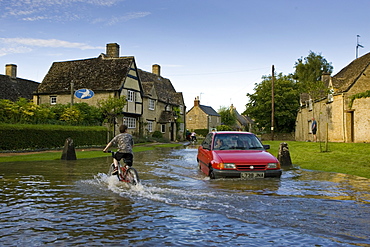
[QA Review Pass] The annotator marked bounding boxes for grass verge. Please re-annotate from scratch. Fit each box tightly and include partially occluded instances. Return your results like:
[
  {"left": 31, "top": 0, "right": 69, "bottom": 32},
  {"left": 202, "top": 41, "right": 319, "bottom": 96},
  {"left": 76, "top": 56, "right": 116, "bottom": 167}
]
[
  {"left": 264, "top": 141, "right": 370, "bottom": 179},
  {"left": 0, "top": 143, "right": 184, "bottom": 163}
]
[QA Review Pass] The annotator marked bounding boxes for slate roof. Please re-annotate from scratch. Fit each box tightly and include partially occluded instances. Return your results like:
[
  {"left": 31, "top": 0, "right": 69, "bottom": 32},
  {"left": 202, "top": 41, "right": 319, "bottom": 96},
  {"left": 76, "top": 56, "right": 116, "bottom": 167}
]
[
  {"left": 138, "top": 69, "right": 183, "bottom": 106},
  {"left": 332, "top": 52, "right": 370, "bottom": 93},
  {"left": 0, "top": 75, "right": 39, "bottom": 101},
  {"left": 36, "top": 55, "right": 135, "bottom": 94},
  {"left": 199, "top": 105, "right": 220, "bottom": 116}
]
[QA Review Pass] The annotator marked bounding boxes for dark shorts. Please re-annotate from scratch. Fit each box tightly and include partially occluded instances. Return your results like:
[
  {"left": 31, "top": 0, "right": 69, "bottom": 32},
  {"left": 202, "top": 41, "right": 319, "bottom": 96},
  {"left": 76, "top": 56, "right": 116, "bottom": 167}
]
[
  {"left": 114, "top": 152, "right": 133, "bottom": 166},
  {"left": 312, "top": 128, "right": 317, "bottom": 134}
]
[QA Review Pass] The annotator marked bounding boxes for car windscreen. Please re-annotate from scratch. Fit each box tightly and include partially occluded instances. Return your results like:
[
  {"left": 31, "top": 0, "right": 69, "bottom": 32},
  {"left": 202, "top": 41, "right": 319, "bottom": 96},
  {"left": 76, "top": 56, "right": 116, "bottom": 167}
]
[{"left": 213, "top": 133, "right": 264, "bottom": 150}]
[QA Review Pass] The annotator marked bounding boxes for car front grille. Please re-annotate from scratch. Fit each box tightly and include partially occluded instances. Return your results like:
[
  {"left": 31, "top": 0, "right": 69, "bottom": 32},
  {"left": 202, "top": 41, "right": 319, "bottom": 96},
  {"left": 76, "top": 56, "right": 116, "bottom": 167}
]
[{"left": 236, "top": 164, "right": 266, "bottom": 171}]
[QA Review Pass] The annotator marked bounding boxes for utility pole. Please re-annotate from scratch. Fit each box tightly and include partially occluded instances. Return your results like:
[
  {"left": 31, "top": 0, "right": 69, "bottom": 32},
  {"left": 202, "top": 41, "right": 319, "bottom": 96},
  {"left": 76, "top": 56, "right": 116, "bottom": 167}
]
[
  {"left": 70, "top": 81, "right": 74, "bottom": 108},
  {"left": 271, "top": 65, "right": 275, "bottom": 141}
]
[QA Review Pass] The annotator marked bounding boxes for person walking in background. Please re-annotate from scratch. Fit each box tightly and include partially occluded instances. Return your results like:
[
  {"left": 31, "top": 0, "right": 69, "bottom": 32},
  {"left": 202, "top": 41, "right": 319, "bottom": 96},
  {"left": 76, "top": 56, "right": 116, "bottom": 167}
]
[{"left": 312, "top": 118, "right": 317, "bottom": 142}]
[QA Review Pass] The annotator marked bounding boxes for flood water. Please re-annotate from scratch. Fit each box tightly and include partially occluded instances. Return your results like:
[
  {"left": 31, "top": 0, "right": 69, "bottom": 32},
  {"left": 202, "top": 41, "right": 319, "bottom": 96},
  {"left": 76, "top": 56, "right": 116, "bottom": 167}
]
[{"left": 1, "top": 145, "right": 370, "bottom": 246}]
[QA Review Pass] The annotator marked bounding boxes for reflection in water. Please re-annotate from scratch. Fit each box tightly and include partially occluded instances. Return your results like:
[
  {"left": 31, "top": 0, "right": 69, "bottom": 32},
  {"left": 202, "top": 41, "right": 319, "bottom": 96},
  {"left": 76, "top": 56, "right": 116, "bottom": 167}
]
[{"left": 0, "top": 146, "right": 369, "bottom": 246}]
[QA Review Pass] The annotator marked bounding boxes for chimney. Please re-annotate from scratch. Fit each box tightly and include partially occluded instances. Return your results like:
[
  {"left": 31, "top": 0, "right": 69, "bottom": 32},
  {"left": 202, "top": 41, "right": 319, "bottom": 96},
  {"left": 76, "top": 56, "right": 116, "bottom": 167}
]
[
  {"left": 152, "top": 64, "right": 161, "bottom": 76},
  {"left": 321, "top": 72, "right": 331, "bottom": 85},
  {"left": 194, "top": 96, "right": 200, "bottom": 107},
  {"left": 106, "top": 43, "right": 120, "bottom": 58},
  {"left": 5, "top": 64, "right": 17, "bottom": 78}
]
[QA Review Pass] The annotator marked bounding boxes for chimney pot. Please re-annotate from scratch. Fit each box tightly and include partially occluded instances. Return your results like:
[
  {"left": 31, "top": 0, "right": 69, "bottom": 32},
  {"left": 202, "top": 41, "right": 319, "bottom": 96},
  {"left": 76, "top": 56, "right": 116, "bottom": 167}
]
[{"left": 5, "top": 64, "right": 17, "bottom": 78}]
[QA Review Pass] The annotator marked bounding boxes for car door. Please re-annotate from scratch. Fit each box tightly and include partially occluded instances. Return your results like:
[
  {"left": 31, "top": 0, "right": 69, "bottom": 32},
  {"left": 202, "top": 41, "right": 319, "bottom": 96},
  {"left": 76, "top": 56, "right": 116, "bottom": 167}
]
[{"left": 197, "top": 133, "right": 213, "bottom": 172}]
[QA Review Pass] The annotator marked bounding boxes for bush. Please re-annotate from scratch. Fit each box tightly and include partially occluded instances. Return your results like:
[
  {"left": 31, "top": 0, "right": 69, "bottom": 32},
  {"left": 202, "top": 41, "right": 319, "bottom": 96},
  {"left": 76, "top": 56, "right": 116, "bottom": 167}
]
[
  {"left": 0, "top": 124, "right": 108, "bottom": 151},
  {"left": 152, "top": 131, "right": 163, "bottom": 138},
  {"left": 216, "top": 125, "right": 233, "bottom": 131},
  {"left": 194, "top": 129, "right": 209, "bottom": 137}
]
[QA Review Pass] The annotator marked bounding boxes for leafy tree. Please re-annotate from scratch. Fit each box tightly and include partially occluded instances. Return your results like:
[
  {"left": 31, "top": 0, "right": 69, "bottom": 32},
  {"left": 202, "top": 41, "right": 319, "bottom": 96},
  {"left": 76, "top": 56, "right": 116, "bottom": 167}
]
[
  {"left": 216, "top": 125, "right": 233, "bottom": 131},
  {"left": 97, "top": 96, "right": 127, "bottom": 134},
  {"left": 73, "top": 102, "right": 103, "bottom": 125},
  {"left": 294, "top": 51, "right": 333, "bottom": 98},
  {"left": 244, "top": 73, "right": 299, "bottom": 133},
  {"left": 60, "top": 107, "right": 83, "bottom": 124},
  {"left": 218, "top": 106, "right": 237, "bottom": 127}
]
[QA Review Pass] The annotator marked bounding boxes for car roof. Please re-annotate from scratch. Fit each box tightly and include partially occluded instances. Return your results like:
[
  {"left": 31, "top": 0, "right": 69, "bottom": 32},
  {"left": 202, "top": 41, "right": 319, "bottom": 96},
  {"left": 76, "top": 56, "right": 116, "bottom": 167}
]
[{"left": 213, "top": 131, "right": 253, "bottom": 135}]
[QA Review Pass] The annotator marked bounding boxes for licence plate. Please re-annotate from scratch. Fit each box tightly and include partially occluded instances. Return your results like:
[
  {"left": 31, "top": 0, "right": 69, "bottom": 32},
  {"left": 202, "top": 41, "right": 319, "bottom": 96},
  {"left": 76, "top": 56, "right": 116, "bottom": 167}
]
[{"left": 241, "top": 172, "right": 265, "bottom": 179}]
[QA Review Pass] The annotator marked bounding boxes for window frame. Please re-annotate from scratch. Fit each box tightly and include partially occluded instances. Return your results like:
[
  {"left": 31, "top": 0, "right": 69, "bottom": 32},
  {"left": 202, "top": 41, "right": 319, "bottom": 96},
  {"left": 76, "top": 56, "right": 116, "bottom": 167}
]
[
  {"left": 50, "top": 96, "right": 57, "bottom": 105},
  {"left": 127, "top": 90, "right": 135, "bottom": 102},
  {"left": 149, "top": 99, "right": 155, "bottom": 110},
  {"left": 147, "top": 121, "right": 153, "bottom": 132},
  {"left": 161, "top": 124, "right": 166, "bottom": 133},
  {"left": 124, "top": 117, "right": 136, "bottom": 129}
]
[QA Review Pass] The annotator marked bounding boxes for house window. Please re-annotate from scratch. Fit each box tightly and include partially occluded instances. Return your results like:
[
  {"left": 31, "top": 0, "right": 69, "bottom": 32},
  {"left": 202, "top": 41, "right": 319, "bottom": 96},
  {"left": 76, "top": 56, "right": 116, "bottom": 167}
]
[
  {"left": 124, "top": 117, "right": 136, "bottom": 129},
  {"left": 179, "top": 105, "right": 184, "bottom": 114},
  {"left": 161, "top": 124, "right": 166, "bottom": 133},
  {"left": 128, "top": 90, "right": 135, "bottom": 102},
  {"left": 149, "top": 99, "right": 155, "bottom": 110},
  {"left": 165, "top": 104, "right": 171, "bottom": 111},
  {"left": 50, "top": 96, "right": 57, "bottom": 105},
  {"left": 147, "top": 121, "right": 153, "bottom": 132}
]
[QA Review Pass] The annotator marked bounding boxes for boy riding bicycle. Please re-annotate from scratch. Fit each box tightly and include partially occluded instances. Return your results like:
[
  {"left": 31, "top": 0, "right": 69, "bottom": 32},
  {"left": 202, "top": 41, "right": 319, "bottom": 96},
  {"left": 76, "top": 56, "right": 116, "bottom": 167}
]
[{"left": 103, "top": 124, "right": 133, "bottom": 175}]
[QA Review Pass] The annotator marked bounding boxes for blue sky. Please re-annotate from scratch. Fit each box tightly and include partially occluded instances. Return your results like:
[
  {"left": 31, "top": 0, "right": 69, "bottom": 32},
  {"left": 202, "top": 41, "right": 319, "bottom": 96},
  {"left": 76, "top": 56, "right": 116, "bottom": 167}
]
[{"left": 0, "top": 0, "right": 369, "bottom": 112}]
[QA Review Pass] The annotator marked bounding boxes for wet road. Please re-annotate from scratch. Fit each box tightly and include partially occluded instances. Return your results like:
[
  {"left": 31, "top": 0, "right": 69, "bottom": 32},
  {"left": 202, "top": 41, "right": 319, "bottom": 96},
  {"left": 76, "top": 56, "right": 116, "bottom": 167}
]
[{"left": 1, "top": 145, "right": 370, "bottom": 246}]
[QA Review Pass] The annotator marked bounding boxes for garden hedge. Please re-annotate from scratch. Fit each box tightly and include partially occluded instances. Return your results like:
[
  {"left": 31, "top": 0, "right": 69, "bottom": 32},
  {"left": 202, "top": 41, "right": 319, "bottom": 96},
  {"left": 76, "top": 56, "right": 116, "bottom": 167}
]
[{"left": 0, "top": 124, "right": 108, "bottom": 151}]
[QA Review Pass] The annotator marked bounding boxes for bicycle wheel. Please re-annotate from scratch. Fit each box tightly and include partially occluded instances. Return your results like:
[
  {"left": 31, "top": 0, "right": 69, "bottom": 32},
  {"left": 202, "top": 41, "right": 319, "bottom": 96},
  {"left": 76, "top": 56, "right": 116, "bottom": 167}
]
[
  {"left": 124, "top": 168, "right": 140, "bottom": 185},
  {"left": 117, "top": 166, "right": 126, "bottom": 181}
]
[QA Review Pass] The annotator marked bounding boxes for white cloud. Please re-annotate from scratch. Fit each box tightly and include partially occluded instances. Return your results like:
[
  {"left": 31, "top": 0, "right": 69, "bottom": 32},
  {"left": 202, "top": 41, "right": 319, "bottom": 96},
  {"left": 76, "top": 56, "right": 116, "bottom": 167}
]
[
  {"left": 1, "top": 0, "right": 125, "bottom": 21},
  {"left": 0, "top": 38, "right": 104, "bottom": 50},
  {"left": 0, "top": 38, "right": 104, "bottom": 56},
  {"left": 0, "top": 46, "right": 33, "bottom": 57},
  {"left": 107, "top": 12, "right": 151, "bottom": 25}
]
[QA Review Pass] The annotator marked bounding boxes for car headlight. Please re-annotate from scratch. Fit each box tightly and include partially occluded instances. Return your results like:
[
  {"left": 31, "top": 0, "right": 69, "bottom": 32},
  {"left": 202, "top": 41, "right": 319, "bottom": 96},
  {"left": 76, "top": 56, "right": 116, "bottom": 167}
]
[
  {"left": 223, "top": 163, "right": 236, "bottom": 169},
  {"left": 267, "top": 163, "right": 278, "bottom": 168}
]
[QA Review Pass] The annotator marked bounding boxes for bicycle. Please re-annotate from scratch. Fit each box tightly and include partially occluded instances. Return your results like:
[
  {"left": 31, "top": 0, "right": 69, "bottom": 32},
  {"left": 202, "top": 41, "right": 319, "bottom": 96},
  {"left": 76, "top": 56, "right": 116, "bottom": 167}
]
[{"left": 105, "top": 151, "right": 140, "bottom": 185}]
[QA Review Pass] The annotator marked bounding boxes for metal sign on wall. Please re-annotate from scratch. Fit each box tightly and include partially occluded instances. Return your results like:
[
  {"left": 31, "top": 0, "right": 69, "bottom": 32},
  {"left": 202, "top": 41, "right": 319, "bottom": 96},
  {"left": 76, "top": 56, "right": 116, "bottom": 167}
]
[{"left": 74, "top": 89, "right": 94, "bottom": 99}]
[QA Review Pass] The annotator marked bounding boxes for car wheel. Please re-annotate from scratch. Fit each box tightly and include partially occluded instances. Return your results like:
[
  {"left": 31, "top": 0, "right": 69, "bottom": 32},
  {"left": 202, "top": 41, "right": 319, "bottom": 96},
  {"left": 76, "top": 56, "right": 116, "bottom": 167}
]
[{"left": 209, "top": 168, "right": 216, "bottom": 179}]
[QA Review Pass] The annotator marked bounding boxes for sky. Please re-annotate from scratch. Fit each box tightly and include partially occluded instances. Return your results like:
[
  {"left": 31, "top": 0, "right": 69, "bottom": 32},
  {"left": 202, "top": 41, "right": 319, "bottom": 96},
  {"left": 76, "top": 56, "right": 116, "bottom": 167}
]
[{"left": 0, "top": 0, "right": 369, "bottom": 113}]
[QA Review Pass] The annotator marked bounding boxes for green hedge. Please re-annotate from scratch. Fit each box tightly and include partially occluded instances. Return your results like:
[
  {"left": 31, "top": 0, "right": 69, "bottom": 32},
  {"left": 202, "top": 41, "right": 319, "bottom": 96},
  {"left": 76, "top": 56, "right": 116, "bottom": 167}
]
[
  {"left": 194, "top": 129, "right": 209, "bottom": 137},
  {"left": 0, "top": 124, "right": 108, "bottom": 151}
]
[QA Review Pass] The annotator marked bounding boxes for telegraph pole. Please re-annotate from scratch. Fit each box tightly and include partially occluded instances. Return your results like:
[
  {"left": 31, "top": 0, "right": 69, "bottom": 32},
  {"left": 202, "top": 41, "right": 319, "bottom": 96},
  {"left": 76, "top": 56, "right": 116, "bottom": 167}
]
[{"left": 271, "top": 65, "right": 275, "bottom": 141}]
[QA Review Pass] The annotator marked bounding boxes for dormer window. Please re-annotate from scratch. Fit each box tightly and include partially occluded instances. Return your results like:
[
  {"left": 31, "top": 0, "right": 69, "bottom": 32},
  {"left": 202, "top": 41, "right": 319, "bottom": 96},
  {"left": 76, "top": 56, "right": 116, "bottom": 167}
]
[{"left": 128, "top": 90, "right": 135, "bottom": 102}]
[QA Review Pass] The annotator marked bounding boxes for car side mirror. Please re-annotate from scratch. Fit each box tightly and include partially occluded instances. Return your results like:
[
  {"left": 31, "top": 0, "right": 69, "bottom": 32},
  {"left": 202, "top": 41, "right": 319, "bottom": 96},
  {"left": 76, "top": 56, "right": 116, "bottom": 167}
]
[{"left": 263, "top": 145, "right": 270, "bottom": 150}]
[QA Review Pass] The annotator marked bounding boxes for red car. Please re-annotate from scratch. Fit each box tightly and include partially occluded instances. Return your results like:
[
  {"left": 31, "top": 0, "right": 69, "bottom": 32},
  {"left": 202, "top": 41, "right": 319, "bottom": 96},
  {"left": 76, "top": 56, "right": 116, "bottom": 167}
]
[{"left": 197, "top": 131, "right": 282, "bottom": 179}]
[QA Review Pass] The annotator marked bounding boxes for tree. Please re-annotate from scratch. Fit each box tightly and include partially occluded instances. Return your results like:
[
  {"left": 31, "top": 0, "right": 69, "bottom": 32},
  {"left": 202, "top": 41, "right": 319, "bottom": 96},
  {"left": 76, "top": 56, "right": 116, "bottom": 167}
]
[
  {"left": 218, "top": 106, "right": 237, "bottom": 127},
  {"left": 294, "top": 51, "right": 333, "bottom": 98},
  {"left": 244, "top": 73, "right": 299, "bottom": 133},
  {"left": 97, "top": 96, "right": 127, "bottom": 137}
]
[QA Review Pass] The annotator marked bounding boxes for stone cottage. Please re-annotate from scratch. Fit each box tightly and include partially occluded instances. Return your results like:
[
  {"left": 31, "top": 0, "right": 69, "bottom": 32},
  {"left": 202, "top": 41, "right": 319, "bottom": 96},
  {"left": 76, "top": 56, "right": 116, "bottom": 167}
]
[
  {"left": 186, "top": 96, "right": 221, "bottom": 131},
  {"left": 0, "top": 64, "right": 39, "bottom": 101},
  {"left": 34, "top": 43, "right": 143, "bottom": 135},
  {"left": 139, "top": 65, "right": 185, "bottom": 141},
  {"left": 34, "top": 43, "right": 185, "bottom": 140},
  {"left": 295, "top": 52, "right": 370, "bottom": 143}
]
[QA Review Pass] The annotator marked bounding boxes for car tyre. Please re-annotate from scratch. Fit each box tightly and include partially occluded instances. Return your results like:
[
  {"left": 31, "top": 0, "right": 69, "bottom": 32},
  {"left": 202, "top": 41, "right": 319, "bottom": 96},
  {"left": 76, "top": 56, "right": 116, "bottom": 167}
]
[{"left": 209, "top": 167, "right": 216, "bottom": 179}]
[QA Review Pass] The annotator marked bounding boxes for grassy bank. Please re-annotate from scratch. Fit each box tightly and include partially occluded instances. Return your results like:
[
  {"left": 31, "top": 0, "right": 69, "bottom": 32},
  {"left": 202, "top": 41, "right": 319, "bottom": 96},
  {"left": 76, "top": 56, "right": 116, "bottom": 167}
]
[
  {"left": 0, "top": 143, "right": 183, "bottom": 163},
  {"left": 264, "top": 141, "right": 370, "bottom": 179}
]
